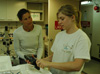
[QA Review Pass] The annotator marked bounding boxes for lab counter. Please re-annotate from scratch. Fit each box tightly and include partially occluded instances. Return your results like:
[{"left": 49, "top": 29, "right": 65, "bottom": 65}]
[
  {"left": 0, "top": 56, "right": 52, "bottom": 74},
  {"left": 0, "top": 64, "right": 52, "bottom": 74}
]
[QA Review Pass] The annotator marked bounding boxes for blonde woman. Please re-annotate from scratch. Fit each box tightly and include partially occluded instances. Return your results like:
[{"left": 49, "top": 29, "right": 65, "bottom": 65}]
[{"left": 36, "top": 5, "right": 91, "bottom": 74}]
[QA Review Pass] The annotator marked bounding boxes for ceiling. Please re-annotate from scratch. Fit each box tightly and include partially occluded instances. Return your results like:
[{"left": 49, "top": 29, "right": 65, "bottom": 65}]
[
  {"left": 17, "top": 0, "right": 48, "bottom": 2},
  {"left": 8, "top": 0, "right": 100, "bottom": 3}
]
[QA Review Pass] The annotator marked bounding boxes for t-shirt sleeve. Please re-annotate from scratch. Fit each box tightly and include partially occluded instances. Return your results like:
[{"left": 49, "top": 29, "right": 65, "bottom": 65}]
[{"left": 73, "top": 38, "right": 91, "bottom": 61}]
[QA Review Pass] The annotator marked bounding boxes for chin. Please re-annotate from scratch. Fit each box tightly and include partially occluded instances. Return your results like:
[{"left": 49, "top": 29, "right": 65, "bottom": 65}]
[{"left": 62, "top": 27, "right": 65, "bottom": 30}]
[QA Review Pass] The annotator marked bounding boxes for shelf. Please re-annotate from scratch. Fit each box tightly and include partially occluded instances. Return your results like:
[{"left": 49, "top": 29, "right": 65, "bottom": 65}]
[
  {"left": 27, "top": 2, "right": 44, "bottom": 22},
  {"left": 29, "top": 10, "right": 43, "bottom": 13}
]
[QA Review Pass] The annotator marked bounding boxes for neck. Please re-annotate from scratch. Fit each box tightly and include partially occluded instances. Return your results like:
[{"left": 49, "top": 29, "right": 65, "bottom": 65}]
[
  {"left": 66, "top": 24, "right": 79, "bottom": 34},
  {"left": 23, "top": 24, "right": 34, "bottom": 32}
]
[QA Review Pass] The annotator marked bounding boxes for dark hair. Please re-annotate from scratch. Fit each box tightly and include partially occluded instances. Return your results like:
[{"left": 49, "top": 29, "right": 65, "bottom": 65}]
[
  {"left": 17, "top": 8, "right": 30, "bottom": 21},
  {"left": 57, "top": 5, "right": 82, "bottom": 29}
]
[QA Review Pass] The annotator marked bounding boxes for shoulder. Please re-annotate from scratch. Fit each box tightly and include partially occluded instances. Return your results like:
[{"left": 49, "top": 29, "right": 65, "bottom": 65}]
[
  {"left": 55, "top": 31, "right": 65, "bottom": 38},
  {"left": 13, "top": 26, "right": 22, "bottom": 35},
  {"left": 78, "top": 29, "right": 89, "bottom": 40},
  {"left": 77, "top": 29, "right": 91, "bottom": 44},
  {"left": 57, "top": 31, "right": 65, "bottom": 36},
  {"left": 34, "top": 24, "right": 42, "bottom": 29}
]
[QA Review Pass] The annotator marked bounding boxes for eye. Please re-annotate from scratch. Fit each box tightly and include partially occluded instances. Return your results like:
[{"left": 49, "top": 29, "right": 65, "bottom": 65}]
[
  {"left": 59, "top": 17, "right": 64, "bottom": 21},
  {"left": 24, "top": 18, "right": 27, "bottom": 20},
  {"left": 61, "top": 17, "right": 64, "bottom": 21}
]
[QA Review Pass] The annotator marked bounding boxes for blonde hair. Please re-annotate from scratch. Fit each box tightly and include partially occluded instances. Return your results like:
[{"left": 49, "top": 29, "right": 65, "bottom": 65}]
[{"left": 57, "top": 5, "right": 82, "bottom": 29}]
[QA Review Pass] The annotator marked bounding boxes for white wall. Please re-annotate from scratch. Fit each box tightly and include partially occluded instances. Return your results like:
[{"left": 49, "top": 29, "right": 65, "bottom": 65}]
[
  {"left": 81, "top": 4, "right": 100, "bottom": 59},
  {"left": 81, "top": 5, "right": 93, "bottom": 41}
]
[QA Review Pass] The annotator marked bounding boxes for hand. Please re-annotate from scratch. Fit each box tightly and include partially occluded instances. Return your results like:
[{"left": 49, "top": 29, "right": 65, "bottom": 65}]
[
  {"left": 24, "top": 54, "right": 36, "bottom": 64},
  {"left": 36, "top": 59, "right": 50, "bottom": 68},
  {"left": 25, "top": 60, "right": 31, "bottom": 64}
]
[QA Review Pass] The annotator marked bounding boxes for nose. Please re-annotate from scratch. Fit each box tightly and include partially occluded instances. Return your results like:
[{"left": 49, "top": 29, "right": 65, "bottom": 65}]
[
  {"left": 27, "top": 18, "right": 32, "bottom": 22},
  {"left": 58, "top": 20, "right": 62, "bottom": 25}
]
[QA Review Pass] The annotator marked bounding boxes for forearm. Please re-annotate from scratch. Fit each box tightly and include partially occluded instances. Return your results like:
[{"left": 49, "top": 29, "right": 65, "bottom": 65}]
[
  {"left": 37, "top": 48, "right": 43, "bottom": 59},
  {"left": 48, "top": 59, "right": 85, "bottom": 71},
  {"left": 37, "top": 27, "right": 44, "bottom": 59}
]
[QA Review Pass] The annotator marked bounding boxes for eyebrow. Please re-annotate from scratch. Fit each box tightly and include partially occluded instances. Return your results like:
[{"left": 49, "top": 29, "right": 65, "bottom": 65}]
[{"left": 58, "top": 16, "right": 64, "bottom": 19}]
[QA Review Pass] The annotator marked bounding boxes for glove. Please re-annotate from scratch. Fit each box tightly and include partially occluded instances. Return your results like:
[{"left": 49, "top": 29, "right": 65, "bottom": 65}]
[{"left": 24, "top": 55, "right": 40, "bottom": 70}]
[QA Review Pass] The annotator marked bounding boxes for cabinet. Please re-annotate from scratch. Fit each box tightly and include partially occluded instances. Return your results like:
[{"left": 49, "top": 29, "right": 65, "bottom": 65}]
[
  {"left": 0, "top": 0, "right": 7, "bottom": 21},
  {"left": 0, "top": 0, "right": 27, "bottom": 21},
  {"left": 27, "top": 2, "right": 44, "bottom": 22},
  {"left": 0, "top": 1, "right": 44, "bottom": 22}
]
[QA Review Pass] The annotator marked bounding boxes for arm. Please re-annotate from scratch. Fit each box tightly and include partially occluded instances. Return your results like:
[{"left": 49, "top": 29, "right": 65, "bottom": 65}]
[
  {"left": 38, "top": 38, "right": 90, "bottom": 71},
  {"left": 37, "top": 26, "right": 44, "bottom": 59},
  {"left": 37, "top": 58, "right": 85, "bottom": 71},
  {"left": 48, "top": 59, "right": 85, "bottom": 71},
  {"left": 13, "top": 32, "right": 25, "bottom": 60}
]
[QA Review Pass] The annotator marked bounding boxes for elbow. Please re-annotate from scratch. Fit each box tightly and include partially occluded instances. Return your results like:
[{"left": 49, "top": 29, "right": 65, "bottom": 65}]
[
  {"left": 73, "top": 66, "right": 82, "bottom": 71},
  {"left": 74, "top": 68, "right": 81, "bottom": 71},
  {"left": 65, "top": 66, "right": 81, "bottom": 72}
]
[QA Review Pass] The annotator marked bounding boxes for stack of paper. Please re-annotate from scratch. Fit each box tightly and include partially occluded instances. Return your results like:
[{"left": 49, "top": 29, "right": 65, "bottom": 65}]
[{"left": 0, "top": 56, "right": 12, "bottom": 71}]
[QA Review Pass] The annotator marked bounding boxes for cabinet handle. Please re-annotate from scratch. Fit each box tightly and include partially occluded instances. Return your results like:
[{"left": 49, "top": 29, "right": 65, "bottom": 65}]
[{"left": 97, "top": 44, "right": 100, "bottom": 54}]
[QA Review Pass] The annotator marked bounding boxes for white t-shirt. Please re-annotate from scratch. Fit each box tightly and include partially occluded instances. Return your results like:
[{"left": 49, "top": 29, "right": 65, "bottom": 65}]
[
  {"left": 13, "top": 24, "right": 43, "bottom": 59},
  {"left": 50, "top": 29, "right": 91, "bottom": 74}
]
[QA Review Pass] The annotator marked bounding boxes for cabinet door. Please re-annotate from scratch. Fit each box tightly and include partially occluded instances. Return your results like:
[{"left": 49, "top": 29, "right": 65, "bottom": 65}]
[
  {"left": 0, "top": 0, "right": 7, "bottom": 21},
  {"left": 7, "top": 1, "right": 27, "bottom": 21}
]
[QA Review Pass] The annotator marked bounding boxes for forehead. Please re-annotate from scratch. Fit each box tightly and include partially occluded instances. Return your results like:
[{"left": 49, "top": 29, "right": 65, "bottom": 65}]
[
  {"left": 58, "top": 12, "right": 66, "bottom": 18},
  {"left": 22, "top": 12, "right": 30, "bottom": 18}
]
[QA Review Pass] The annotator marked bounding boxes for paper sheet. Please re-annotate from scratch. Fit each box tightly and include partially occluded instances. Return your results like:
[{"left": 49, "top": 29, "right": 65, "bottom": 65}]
[{"left": 0, "top": 56, "right": 12, "bottom": 71}]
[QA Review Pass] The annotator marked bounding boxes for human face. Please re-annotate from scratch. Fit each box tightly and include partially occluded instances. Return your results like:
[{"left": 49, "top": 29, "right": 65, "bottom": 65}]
[
  {"left": 20, "top": 12, "right": 33, "bottom": 27},
  {"left": 58, "top": 12, "right": 74, "bottom": 30}
]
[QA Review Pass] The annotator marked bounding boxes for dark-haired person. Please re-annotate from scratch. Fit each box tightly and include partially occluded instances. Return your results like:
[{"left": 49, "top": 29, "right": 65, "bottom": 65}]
[
  {"left": 13, "top": 8, "right": 43, "bottom": 64},
  {"left": 36, "top": 5, "right": 91, "bottom": 74}
]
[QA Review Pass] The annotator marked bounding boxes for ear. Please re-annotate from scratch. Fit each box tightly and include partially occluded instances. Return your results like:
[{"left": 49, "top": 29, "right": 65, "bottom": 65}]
[
  {"left": 20, "top": 20, "right": 23, "bottom": 23},
  {"left": 71, "top": 15, "right": 75, "bottom": 21}
]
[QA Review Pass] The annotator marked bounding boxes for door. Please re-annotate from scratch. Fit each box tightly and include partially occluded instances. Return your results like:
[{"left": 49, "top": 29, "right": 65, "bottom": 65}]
[
  {"left": 92, "top": 8, "right": 100, "bottom": 59},
  {"left": 80, "top": 5, "right": 93, "bottom": 56},
  {"left": 48, "top": 0, "right": 80, "bottom": 55},
  {"left": 81, "top": 5, "right": 93, "bottom": 41}
]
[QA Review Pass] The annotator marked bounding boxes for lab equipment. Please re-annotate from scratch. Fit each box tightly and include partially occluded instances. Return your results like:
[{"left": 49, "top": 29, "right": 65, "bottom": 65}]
[
  {"left": 2, "top": 26, "right": 12, "bottom": 55},
  {"left": 24, "top": 55, "right": 40, "bottom": 70}
]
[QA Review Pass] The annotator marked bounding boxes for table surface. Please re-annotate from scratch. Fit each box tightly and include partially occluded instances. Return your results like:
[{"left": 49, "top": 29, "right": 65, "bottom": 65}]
[{"left": 11, "top": 64, "right": 52, "bottom": 74}]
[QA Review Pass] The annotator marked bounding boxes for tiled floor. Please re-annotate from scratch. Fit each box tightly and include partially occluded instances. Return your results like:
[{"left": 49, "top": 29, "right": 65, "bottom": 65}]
[{"left": 82, "top": 59, "right": 100, "bottom": 74}]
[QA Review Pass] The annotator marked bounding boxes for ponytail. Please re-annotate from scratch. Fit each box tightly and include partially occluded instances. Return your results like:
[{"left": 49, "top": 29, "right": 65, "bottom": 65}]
[{"left": 77, "top": 11, "right": 82, "bottom": 29}]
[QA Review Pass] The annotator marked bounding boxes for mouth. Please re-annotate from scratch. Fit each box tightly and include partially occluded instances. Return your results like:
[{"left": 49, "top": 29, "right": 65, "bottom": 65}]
[
  {"left": 61, "top": 25, "right": 64, "bottom": 27},
  {"left": 28, "top": 22, "right": 32, "bottom": 25}
]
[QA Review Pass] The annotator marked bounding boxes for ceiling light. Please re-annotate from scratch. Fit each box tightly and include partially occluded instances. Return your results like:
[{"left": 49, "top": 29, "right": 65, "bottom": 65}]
[{"left": 81, "top": 1, "right": 91, "bottom": 5}]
